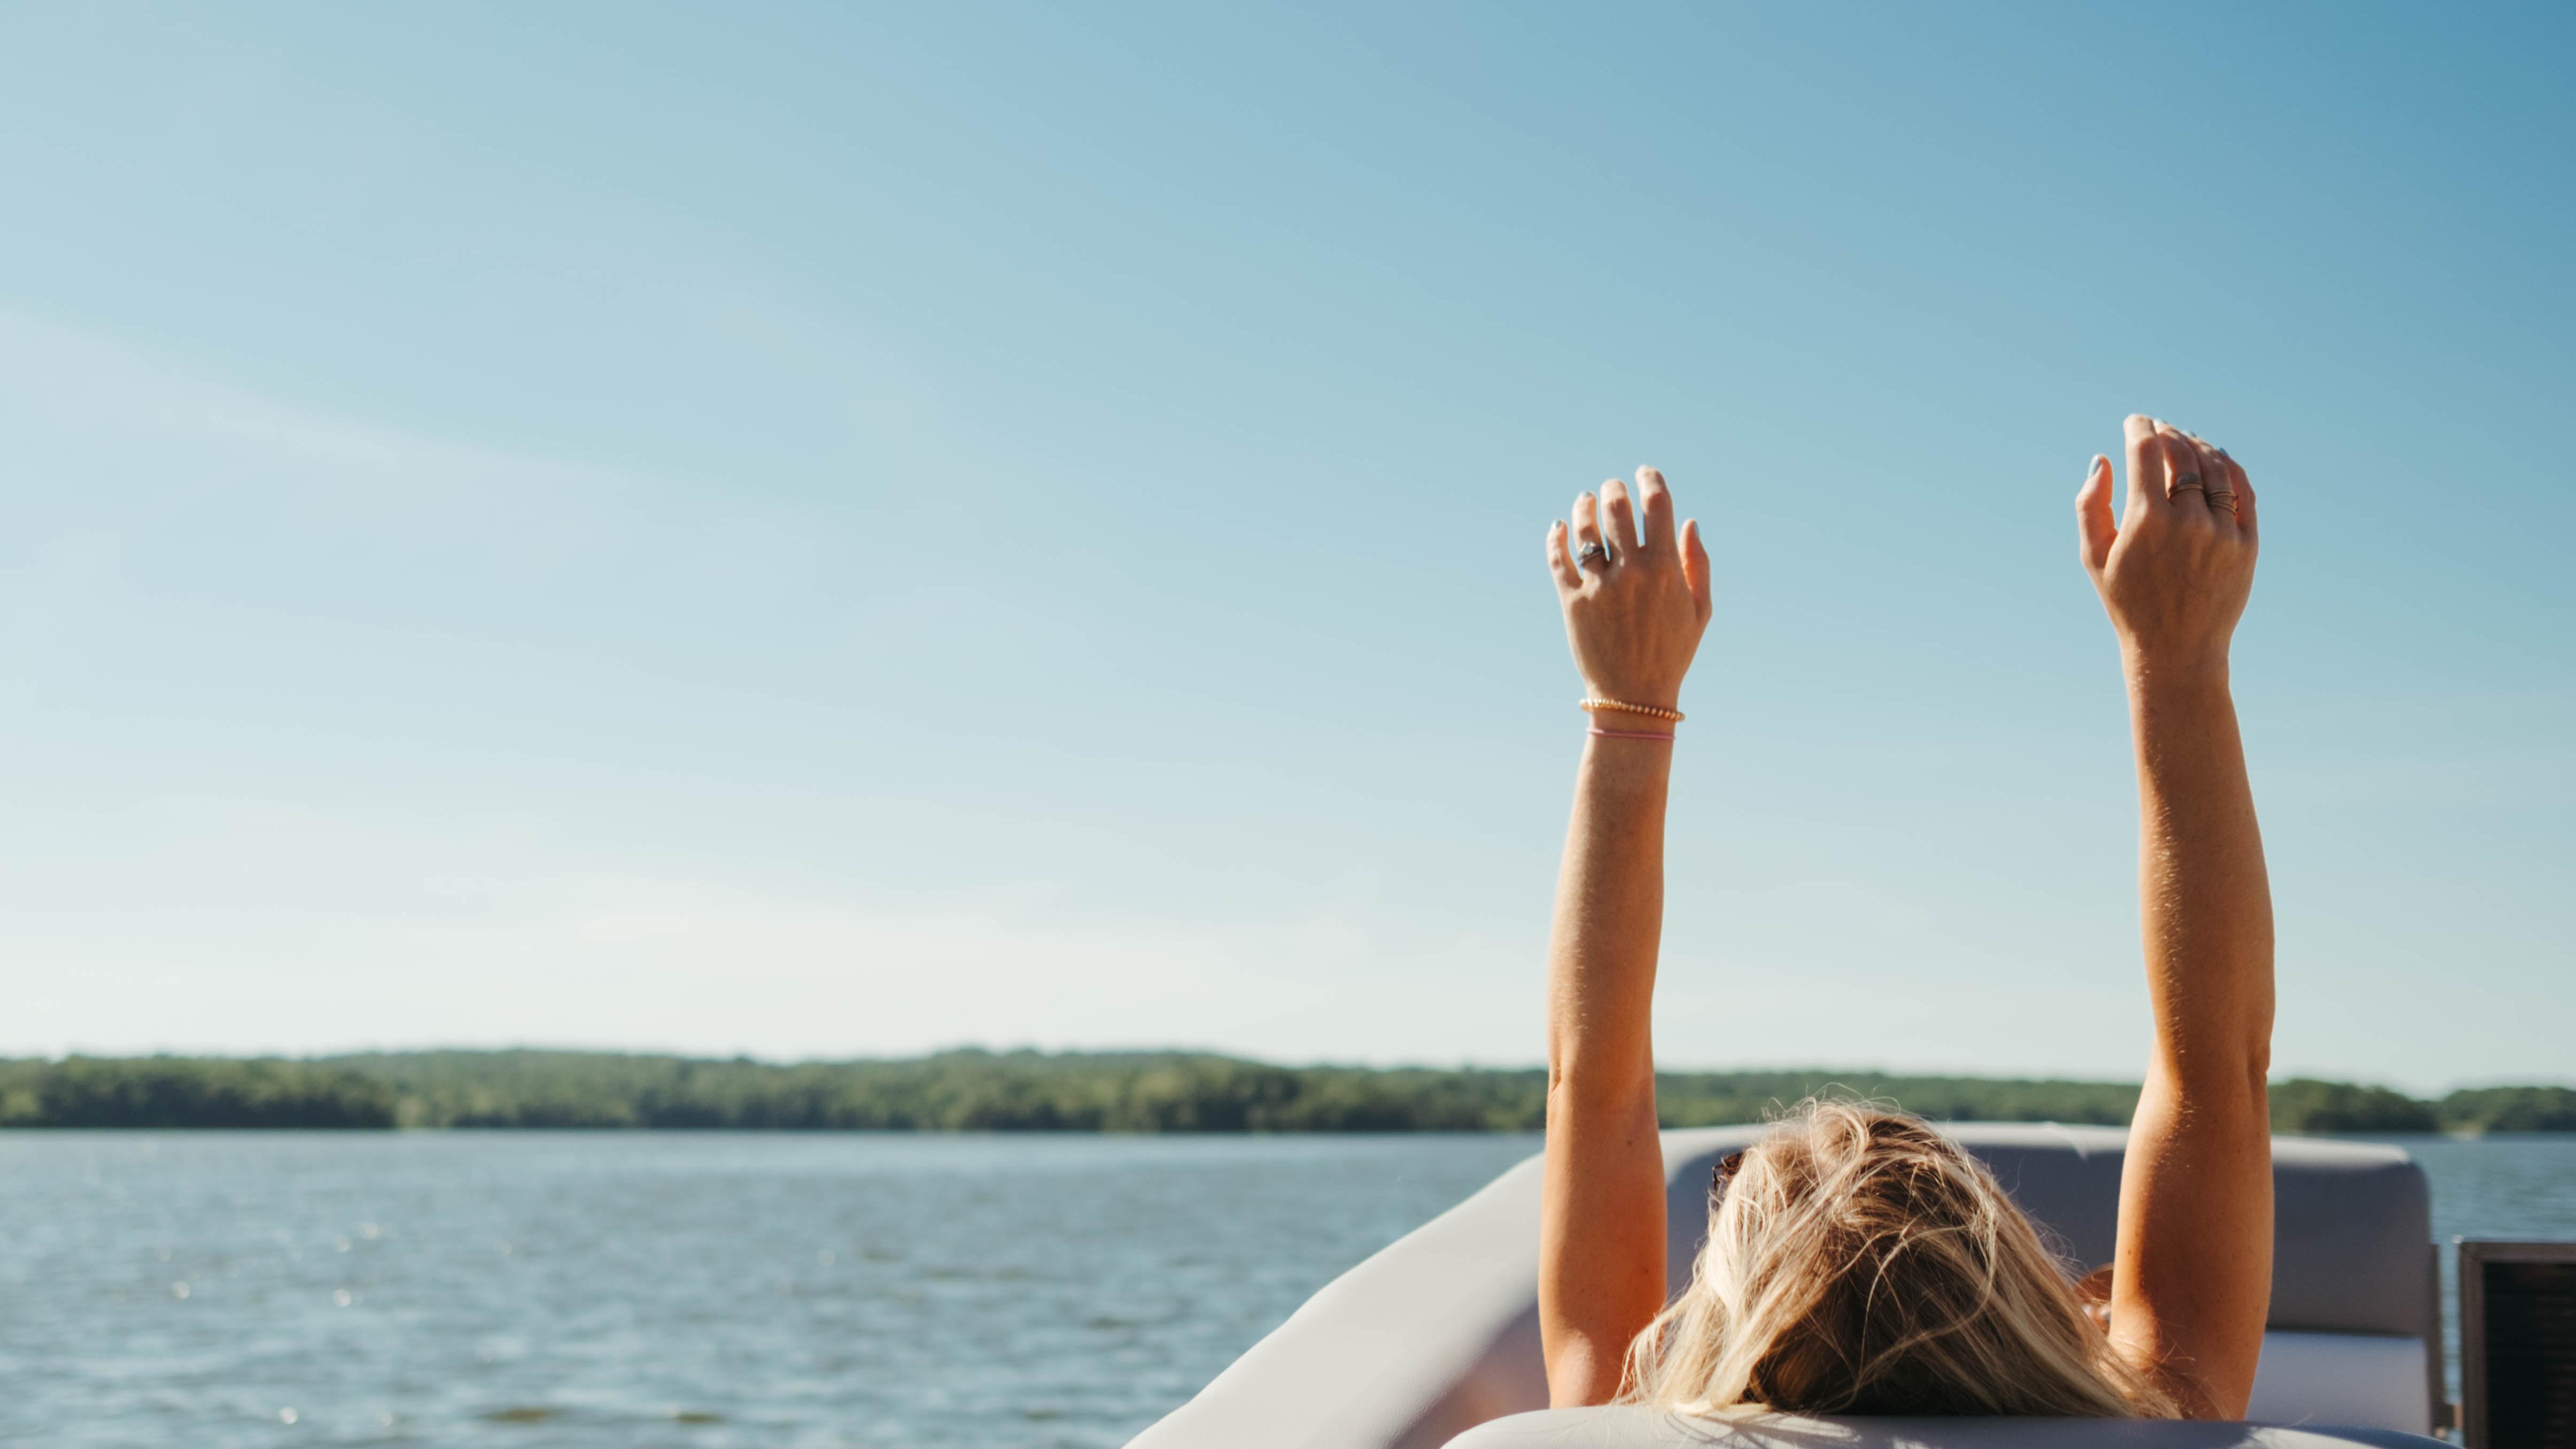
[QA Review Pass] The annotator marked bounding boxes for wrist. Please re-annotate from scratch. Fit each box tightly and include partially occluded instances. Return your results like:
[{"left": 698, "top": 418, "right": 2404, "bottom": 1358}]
[
  {"left": 1580, "top": 686, "right": 1683, "bottom": 715},
  {"left": 2121, "top": 647, "right": 2231, "bottom": 699},
  {"left": 1580, "top": 722, "right": 1678, "bottom": 782},
  {"left": 1586, "top": 724, "right": 1679, "bottom": 748}
]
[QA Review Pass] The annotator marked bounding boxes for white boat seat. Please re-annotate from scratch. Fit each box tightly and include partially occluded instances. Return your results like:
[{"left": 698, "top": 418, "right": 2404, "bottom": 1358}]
[
  {"left": 1446, "top": 1409, "right": 2445, "bottom": 1449},
  {"left": 2241, "top": 1331, "right": 2427, "bottom": 1432},
  {"left": 1126, "top": 1127, "right": 2441, "bottom": 1449}
]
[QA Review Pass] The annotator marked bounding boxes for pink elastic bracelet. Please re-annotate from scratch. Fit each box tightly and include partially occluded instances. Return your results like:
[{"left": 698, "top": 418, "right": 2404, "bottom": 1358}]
[{"left": 1588, "top": 727, "right": 1676, "bottom": 742}]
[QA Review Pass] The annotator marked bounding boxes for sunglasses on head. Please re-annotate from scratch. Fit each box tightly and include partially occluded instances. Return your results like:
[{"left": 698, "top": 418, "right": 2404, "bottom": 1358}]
[{"left": 1710, "top": 1149, "right": 1748, "bottom": 1203}]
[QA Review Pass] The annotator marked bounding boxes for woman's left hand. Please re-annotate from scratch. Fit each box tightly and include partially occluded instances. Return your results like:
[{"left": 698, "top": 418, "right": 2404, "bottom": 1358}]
[{"left": 1546, "top": 467, "right": 1714, "bottom": 711}]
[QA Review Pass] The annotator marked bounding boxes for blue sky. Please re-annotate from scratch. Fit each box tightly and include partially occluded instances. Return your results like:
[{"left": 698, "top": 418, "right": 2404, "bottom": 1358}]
[{"left": 0, "top": 3, "right": 2566, "bottom": 1090}]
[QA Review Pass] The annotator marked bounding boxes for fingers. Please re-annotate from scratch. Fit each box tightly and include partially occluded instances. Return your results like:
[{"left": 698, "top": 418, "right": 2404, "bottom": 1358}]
[
  {"left": 1566, "top": 468, "right": 1693, "bottom": 587},
  {"left": 2186, "top": 433, "right": 2240, "bottom": 523},
  {"left": 1571, "top": 490, "right": 1604, "bottom": 567},
  {"left": 2075, "top": 455, "right": 2116, "bottom": 575},
  {"left": 2121, "top": 415, "right": 2168, "bottom": 522},
  {"left": 1599, "top": 477, "right": 1642, "bottom": 555},
  {"left": 2155, "top": 421, "right": 2206, "bottom": 505},
  {"left": 2116, "top": 414, "right": 2257, "bottom": 543},
  {"left": 2167, "top": 427, "right": 2256, "bottom": 539},
  {"left": 1546, "top": 520, "right": 1581, "bottom": 591},
  {"left": 1636, "top": 466, "right": 1675, "bottom": 561},
  {"left": 2185, "top": 431, "right": 2237, "bottom": 524},
  {"left": 1681, "top": 518, "right": 1712, "bottom": 620},
  {"left": 2221, "top": 448, "right": 2257, "bottom": 540}
]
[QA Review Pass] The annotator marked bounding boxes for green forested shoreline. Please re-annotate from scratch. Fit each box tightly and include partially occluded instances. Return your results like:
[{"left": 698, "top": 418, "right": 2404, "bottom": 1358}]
[{"left": 0, "top": 1050, "right": 2567, "bottom": 1134}]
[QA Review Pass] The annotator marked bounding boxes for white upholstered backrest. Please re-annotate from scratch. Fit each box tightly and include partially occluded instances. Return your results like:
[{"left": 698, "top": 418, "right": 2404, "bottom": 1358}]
[
  {"left": 1445, "top": 1409, "right": 2442, "bottom": 1449},
  {"left": 1126, "top": 1128, "right": 2441, "bottom": 1449}
]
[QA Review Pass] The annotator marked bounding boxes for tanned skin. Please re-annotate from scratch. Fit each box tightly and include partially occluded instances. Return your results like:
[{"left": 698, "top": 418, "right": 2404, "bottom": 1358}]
[
  {"left": 1535, "top": 468, "right": 1712, "bottom": 1407},
  {"left": 2084, "top": 417, "right": 2274, "bottom": 1417},
  {"left": 1536, "top": 421, "right": 2272, "bottom": 1417}
]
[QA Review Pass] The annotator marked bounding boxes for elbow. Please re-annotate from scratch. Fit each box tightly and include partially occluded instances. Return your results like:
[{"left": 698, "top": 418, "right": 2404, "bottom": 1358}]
[
  {"left": 1546, "top": 1057, "right": 1657, "bottom": 1127},
  {"left": 2231, "top": 1032, "right": 2274, "bottom": 1101},
  {"left": 2200, "top": 1041, "right": 2274, "bottom": 1095},
  {"left": 2155, "top": 1037, "right": 2272, "bottom": 1119},
  {"left": 1546, "top": 1341, "right": 1629, "bottom": 1409},
  {"left": 2245, "top": 1040, "right": 2275, "bottom": 1123}
]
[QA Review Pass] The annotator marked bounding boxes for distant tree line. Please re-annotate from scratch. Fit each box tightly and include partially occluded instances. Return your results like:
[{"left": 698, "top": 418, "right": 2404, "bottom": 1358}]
[
  {"left": 0, "top": 1050, "right": 2567, "bottom": 1134},
  {"left": 0, "top": 1056, "right": 397, "bottom": 1129}
]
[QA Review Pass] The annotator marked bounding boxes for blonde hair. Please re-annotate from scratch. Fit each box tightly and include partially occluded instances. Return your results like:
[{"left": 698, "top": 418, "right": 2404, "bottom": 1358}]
[{"left": 1622, "top": 1100, "right": 2177, "bottom": 1418}]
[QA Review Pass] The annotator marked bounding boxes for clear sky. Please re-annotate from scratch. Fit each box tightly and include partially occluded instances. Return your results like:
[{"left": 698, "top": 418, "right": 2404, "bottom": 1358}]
[{"left": 1, "top": 3, "right": 2567, "bottom": 1091}]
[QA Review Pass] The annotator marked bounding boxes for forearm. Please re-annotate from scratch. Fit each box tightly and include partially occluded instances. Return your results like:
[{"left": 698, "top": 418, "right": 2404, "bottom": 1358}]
[
  {"left": 1545, "top": 737, "right": 1673, "bottom": 1095},
  {"left": 2127, "top": 657, "right": 2275, "bottom": 1088},
  {"left": 1538, "top": 733, "right": 1674, "bottom": 1404},
  {"left": 2113, "top": 656, "right": 2276, "bottom": 1417}
]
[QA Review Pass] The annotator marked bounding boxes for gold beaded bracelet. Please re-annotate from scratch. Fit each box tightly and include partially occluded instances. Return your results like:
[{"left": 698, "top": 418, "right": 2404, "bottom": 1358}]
[{"left": 1580, "top": 698, "right": 1685, "bottom": 724}]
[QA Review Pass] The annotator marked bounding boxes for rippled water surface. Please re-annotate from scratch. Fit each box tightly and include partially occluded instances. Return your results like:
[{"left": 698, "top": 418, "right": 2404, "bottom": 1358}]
[
  {"left": 1, "top": 1132, "right": 2570, "bottom": 1447},
  {"left": 0, "top": 1132, "right": 1540, "bottom": 1447}
]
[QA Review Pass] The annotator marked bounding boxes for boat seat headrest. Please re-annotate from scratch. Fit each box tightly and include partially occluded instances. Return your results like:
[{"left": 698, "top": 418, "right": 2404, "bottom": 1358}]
[
  {"left": 1126, "top": 1127, "right": 2443, "bottom": 1449},
  {"left": 1445, "top": 1408, "right": 2445, "bottom": 1449}
]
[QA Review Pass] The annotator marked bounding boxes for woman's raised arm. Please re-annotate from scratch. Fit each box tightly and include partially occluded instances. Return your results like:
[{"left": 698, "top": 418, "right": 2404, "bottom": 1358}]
[
  {"left": 1537, "top": 467, "right": 1713, "bottom": 1406},
  {"left": 2077, "top": 416, "right": 2275, "bottom": 1418}
]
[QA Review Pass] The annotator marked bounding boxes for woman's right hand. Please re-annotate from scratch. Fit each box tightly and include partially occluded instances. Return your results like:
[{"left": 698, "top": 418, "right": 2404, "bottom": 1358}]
[
  {"left": 2076, "top": 416, "right": 2260, "bottom": 679},
  {"left": 1545, "top": 467, "right": 1714, "bottom": 711}
]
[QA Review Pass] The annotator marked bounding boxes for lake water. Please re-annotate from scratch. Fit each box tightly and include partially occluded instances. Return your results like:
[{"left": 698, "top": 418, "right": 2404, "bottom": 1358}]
[{"left": 1, "top": 1132, "right": 2569, "bottom": 1448}]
